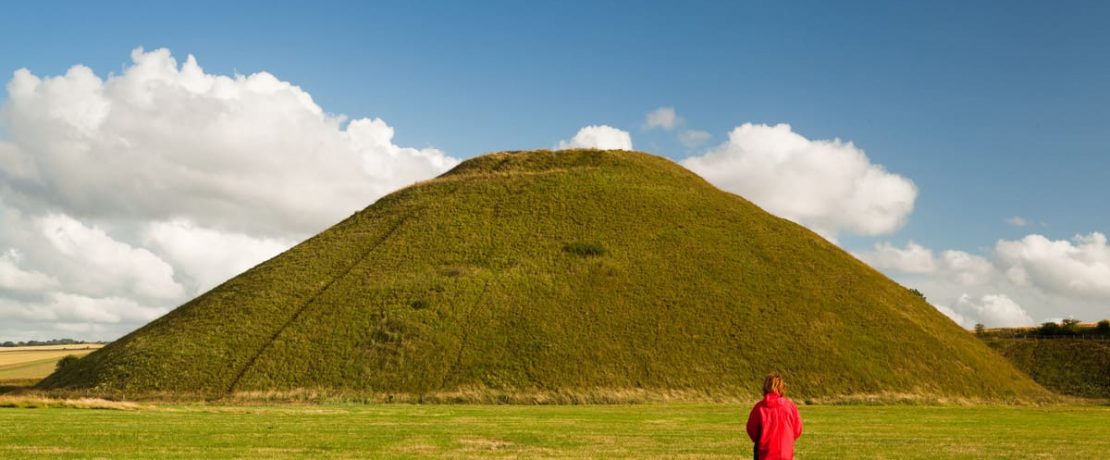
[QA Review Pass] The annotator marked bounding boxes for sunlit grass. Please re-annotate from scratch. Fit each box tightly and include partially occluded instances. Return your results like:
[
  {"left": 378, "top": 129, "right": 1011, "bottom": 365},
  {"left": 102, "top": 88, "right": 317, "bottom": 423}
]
[{"left": 0, "top": 403, "right": 1105, "bottom": 459}]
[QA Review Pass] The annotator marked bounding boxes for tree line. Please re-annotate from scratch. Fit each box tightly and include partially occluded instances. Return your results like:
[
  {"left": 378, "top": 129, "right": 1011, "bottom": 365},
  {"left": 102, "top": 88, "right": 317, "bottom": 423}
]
[
  {"left": 0, "top": 338, "right": 105, "bottom": 347},
  {"left": 976, "top": 319, "right": 1110, "bottom": 338}
]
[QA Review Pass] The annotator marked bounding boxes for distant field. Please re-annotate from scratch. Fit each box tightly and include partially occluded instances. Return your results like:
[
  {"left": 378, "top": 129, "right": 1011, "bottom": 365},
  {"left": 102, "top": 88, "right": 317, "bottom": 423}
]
[
  {"left": 0, "top": 403, "right": 1106, "bottom": 458},
  {"left": 0, "top": 345, "right": 102, "bottom": 382}
]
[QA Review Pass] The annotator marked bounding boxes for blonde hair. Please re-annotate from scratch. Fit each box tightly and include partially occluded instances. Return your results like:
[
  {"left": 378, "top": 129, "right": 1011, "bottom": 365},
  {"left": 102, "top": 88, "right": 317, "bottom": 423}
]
[{"left": 763, "top": 373, "right": 786, "bottom": 395}]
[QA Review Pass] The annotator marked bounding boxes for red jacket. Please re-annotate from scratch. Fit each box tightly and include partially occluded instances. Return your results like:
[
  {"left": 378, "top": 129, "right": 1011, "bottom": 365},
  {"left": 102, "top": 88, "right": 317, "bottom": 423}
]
[{"left": 746, "top": 392, "right": 803, "bottom": 460}]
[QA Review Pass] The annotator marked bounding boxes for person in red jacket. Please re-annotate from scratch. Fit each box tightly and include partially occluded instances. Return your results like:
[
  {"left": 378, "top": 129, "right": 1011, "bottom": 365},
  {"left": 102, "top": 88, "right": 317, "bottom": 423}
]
[{"left": 746, "top": 373, "right": 803, "bottom": 460}]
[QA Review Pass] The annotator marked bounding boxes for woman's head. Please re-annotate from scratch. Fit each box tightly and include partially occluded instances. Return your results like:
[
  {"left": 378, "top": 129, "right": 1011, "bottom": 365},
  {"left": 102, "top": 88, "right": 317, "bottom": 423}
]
[{"left": 763, "top": 373, "right": 786, "bottom": 395}]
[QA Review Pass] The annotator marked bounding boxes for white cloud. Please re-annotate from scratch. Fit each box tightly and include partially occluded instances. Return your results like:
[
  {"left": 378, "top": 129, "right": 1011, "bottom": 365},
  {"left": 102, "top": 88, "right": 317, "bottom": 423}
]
[
  {"left": 682, "top": 123, "right": 917, "bottom": 240},
  {"left": 858, "top": 241, "right": 994, "bottom": 286},
  {"left": 860, "top": 235, "right": 1110, "bottom": 328},
  {"left": 38, "top": 214, "right": 184, "bottom": 301},
  {"left": 0, "top": 141, "right": 38, "bottom": 182},
  {"left": 996, "top": 233, "right": 1110, "bottom": 300},
  {"left": 0, "top": 293, "right": 166, "bottom": 325},
  {"left": 644, "top": 107, "right": 681, "bottom": 130},
  {"left": 934, "top": 304, "right": 968, "bottom": 327},
  {"left": 144, "top": 220, "right": 289, "bottom": 293},
  {"left": 45, "top": 293, "right": 167, "bottom": 324},
  {"left": 859, "top": 241, "right": 937, "bottom": 274},
  {"left": 940, "top": 250, "right": 994, "bottom": 286},
  {"left": 1, "top": 48, "right": 457, "bottom": 238},
  {"left": 945, "top": 294, "right": 1034, "bottom": 328},
  {"left": 556, "top": 125, "right": 633, "bottom": 150},
  {"left": 0, "top": 48, "right": 461, "bottom": 341},
  {"left": 0, "top": 249, "right": 58, "bottom": 291},
  {"left": 644, "top": 107, "right": 711, "bottom": 148},
  {"left": 678, "top": 129, "right": 712, "bottom": 148},
  {"left": 1007, "top": 216, "right": 1028, "bottom": 227}
]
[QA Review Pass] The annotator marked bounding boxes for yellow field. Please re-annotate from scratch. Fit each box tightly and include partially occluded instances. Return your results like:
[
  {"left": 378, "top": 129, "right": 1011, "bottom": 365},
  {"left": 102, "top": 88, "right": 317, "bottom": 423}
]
[{"left": 0, "top": 345, "right": 103, "bottom": 382}]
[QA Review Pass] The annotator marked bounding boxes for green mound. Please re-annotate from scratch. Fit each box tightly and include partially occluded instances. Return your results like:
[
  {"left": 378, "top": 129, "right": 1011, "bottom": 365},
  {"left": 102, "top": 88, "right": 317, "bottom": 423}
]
[
  {"left": 40, "top": 150, "right": 1047, "bottom": 400},
  {"left": 982, "top": 337, "right": 1110, "bottom": 399}
]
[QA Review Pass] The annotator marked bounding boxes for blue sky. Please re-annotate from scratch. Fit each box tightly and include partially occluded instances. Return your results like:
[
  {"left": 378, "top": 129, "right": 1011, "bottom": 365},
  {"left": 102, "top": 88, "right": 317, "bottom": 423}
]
[
  {"left": 5, "top": 1, "right": 1107, "bottom": 249},
  {"left": 0, "top": 1, "right": 1107, "bottom": 339}
]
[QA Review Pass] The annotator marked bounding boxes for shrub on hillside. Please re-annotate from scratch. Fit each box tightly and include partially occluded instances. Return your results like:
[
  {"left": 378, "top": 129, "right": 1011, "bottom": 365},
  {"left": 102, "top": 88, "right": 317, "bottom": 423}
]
[
  {"left": 907, "top": 288, "right": 927, "bottom": 301},
  {"left": 1097, "top": 319, "right": 1110, "bottom": 334},
  {"left": 563, "top": 241, "right": 606, "bottom": 257},
  {"left": 55, "top": 355, "right": 80, "bottom": 371}
]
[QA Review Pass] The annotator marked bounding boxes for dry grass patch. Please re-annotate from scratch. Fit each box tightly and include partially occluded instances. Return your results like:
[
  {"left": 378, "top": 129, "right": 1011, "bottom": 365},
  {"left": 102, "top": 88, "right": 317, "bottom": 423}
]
[
  {"left": 811, "top": 391, "right": 1075, "bottom": 406},
  {"left": 221, "top": 386, "right": 748, "bottom": 405},
  {"left": 0, "top": 395, "right": 147, "bottom": 410},
  {"left": 457, "top": 437, "right": 516, "bottom": 451}
]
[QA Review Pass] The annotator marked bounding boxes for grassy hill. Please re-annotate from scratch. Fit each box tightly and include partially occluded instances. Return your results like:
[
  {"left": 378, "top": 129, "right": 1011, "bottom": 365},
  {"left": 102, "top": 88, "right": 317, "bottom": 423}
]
[
  {"left": 39, "top": 149, "right": 1047, "bottom": 400},
  {"left": 981, "top": 337, "right": 1109, "bottom": 399}
]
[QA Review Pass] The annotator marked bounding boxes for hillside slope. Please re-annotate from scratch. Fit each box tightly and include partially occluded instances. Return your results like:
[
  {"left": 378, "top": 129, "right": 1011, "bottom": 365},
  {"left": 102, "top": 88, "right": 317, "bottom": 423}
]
[
  {"left": 40, "top": 150, "right": 1047, "bottom": 400},
  {"left": 982, "top": 337, "right": 1109, "bottom": 399}
]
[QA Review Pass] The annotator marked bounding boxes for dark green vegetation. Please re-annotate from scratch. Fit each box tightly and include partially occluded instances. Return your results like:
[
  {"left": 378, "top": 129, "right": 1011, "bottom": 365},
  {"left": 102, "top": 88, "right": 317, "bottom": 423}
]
[
  {"left": 1, "top": 404, "right": 1107, "bottom": 459},
  {"left": 979, "top": 319, "right": 1110, "bottom": 339},
  {"left": 982, "top": 337, "right": 1110, "bottom": 399},
  {"left": 40, "top": 149, "right": 1046, "bottom": 400},
  {"left": 53, "top": 356, "right": 80, "bottom": 372}
]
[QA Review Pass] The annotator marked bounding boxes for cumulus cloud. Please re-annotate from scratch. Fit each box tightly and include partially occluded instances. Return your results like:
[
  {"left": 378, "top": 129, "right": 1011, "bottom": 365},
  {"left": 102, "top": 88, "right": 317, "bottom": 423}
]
[
  {"left": 0, "top": 249, "right": 58, "bottom": 292},
  {"left": 858, "top": 241, "right": 993, "bottom": 287},
  {"left": 678, "top": 129, "right": 712, "bottom": 148},
  {"left": 143, "top": 220, "right": 289, "bottom": 293},
  {"left": 934, "top": 304, "right": 969, "bottom": 327},
  {"left": 859, "top": 241, "right": 937, "bottom": 274},
  {"left": 682, "top": 123, "right": 917, "bottom": 240},
  {"left": 643, "top": 107, "right": 712, "bottom": 148},
  {"left": 38, "top": 214, "right": 184, "bottom": 300},
  {"left": 860, "top": 234, "right": 1110, "bottom": 328},
  {"left": 644, "top": 107, "right": 681, "bottom": 130},
  {"left": 1, "top": 48, "right": 457, "bottom": 237},
  {"left": 0, "top": 293, "right": 166, "bottom": 325},
  {"left": 0, "top": 48, "right": 460, "bottom": 341},
  {"left": 996, "top": 233, "right": 1110, "bottom": 300},
  {"left": 556, "top": 125, "right": 633, "bottom": 150},
  {"left": 940, "top": 250, "right": 995, "bottom": 286},
  {"left": 945, "top": 294, "right": 1034, "bottom": 328}
]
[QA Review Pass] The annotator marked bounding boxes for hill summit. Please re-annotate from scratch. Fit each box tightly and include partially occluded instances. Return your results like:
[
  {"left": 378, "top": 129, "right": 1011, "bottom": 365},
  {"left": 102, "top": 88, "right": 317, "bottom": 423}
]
[{"left": 41, "top": 149, "right": 1045, "bottom": 400}]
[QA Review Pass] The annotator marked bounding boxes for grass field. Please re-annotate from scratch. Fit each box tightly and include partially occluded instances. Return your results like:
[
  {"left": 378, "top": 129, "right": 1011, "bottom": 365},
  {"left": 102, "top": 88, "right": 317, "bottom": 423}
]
[
  {"left": 0, "top": 345, "right": 102, "bottom": 382},
  {"left": 0, "top": 402, "right": 1105, "bottom": 459}
]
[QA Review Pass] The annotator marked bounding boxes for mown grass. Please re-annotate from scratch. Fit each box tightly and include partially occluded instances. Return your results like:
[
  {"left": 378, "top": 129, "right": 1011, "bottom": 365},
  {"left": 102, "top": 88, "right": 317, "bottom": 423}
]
[
  {"left": 982, "top": 337, "right": 1110, "bottom": 399},
  {"left": 0, "top": 346, "right": 101, "bottom": 382},
  {"left": 0, "top": 403, "right": 1105, "bottom": 459},
  {"left": 41, "top": 150, "right": 1047, "bottom": 401}
]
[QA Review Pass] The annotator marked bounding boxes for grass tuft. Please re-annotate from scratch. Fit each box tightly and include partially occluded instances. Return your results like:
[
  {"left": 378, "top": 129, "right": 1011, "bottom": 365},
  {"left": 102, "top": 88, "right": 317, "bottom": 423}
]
[{"left": 563, "top": 241, "right": 606, "bottom": 257}]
